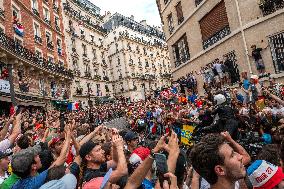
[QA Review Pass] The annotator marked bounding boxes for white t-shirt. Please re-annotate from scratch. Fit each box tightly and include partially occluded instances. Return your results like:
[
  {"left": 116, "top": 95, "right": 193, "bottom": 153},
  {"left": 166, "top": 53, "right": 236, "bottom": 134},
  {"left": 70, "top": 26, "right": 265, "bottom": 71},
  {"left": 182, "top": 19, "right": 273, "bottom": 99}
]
[
  {"left": 214, "top": 63, "right": 223, "bottom": 73},
  {"left": 0, "top": 172, "right": 9, "bottom": 184},
  {"left": 200, "top": 178, "right": 240, "bottom": 189}
]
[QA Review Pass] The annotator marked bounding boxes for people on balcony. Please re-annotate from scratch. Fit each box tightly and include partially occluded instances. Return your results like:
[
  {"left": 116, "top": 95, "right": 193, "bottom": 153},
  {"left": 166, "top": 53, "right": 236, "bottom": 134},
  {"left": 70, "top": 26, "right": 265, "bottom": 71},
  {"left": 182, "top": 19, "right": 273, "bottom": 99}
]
[
  {"left": 250, "top": 45, "right": 268, "bottom": 76},
  {"left": 18, "top": 75, "right": 30, "bottom": 93},
  {"left": 0, "top": 66, "right": 8, "bottom": 80}
]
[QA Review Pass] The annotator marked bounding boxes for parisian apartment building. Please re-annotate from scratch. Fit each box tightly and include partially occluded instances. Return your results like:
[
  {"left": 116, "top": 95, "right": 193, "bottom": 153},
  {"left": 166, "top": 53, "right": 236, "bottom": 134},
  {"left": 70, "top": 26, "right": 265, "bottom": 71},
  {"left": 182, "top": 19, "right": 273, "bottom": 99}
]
[
  {"left": 0, "top": 0, "right": 73, "bottom": 108},
  {"left": 156, "top": 0, "right": 284, "bottom": 93},
  {"left": 0, "top": 0, "right": 172, "bottom": 106}
]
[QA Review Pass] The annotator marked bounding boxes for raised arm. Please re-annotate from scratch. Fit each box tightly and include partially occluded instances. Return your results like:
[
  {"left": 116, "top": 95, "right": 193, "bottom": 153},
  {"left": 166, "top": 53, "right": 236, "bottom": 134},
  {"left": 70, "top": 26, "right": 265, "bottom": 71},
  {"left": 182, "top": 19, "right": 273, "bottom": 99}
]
[
  {"left": 79, "top": 125, "right": 103, "bottom": 146},
  {"left": 8, "top": 112, "right": 22, "bottom": 144},
  {"left": 0, "top": 114, "right": 15, "bottom": 141},
  {"left": 50, "top": 124, "right": 72, "bottom": 168},
  {"left": 221, "top": 131, "right": 251, "bottom": 165}
]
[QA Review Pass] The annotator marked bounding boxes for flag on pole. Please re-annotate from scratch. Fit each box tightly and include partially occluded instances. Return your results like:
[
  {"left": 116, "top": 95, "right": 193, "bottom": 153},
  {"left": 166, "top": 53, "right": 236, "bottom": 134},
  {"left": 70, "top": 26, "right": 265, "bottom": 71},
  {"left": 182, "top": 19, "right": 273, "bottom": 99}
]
[{"left": 68, "top": 102, "right": 79, "bottom": 111}]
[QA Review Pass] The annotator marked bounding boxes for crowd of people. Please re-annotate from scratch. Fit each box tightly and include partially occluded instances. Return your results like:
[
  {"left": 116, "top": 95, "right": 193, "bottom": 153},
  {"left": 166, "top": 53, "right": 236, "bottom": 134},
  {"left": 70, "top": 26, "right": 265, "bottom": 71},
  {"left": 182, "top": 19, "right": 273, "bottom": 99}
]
[{"left": 0, "top": 73, "right": 284, "bottom": 189}]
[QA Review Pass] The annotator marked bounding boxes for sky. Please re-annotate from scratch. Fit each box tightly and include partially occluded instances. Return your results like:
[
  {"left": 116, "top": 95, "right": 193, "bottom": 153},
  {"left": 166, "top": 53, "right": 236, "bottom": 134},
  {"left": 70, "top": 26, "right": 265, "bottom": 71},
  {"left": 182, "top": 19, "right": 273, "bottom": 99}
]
[{"left": 90, "top": 0, "right": 162, "bottom": 27}]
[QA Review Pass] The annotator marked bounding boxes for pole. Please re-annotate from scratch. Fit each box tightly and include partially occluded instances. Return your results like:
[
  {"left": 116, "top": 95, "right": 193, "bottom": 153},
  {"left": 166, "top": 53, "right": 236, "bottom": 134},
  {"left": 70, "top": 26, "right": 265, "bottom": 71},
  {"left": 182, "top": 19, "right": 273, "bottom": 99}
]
[
  {"left": 7, "top": 64, "right": 16, "bottom": 107},
  {"left": 234, "top": 0, "right": 253, "bottom": 74}
]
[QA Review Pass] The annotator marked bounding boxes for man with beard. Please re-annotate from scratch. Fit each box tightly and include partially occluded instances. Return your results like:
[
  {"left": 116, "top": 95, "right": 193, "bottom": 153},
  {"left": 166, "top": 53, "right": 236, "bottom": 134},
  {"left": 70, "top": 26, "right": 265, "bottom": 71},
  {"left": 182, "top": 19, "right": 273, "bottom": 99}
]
[
  {"left": 190, "top": 132, "right": 251, "bottom": 189},
  {"left": 79, "top": 132, "right": 128, "bottom": 184}
]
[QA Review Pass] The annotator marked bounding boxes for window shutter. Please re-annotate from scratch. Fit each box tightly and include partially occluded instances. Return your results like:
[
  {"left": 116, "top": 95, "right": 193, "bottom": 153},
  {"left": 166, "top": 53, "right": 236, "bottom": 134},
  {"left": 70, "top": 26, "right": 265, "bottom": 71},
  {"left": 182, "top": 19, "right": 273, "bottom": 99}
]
[{"left": 199, "top": 0, "right": 229, "bottom": 41}]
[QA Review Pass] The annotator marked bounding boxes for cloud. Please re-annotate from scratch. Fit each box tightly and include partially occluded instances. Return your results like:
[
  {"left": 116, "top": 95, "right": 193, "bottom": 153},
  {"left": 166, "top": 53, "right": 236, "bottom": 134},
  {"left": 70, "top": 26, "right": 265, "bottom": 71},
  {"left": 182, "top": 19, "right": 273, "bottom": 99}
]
[{"left": 90, "top": 0, "right": 162, "bottom": 27}]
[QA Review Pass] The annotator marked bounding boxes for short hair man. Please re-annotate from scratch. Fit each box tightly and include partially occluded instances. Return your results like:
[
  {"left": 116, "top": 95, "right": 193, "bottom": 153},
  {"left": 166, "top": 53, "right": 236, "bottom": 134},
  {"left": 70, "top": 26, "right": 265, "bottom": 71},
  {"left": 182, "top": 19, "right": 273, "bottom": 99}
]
[
  {"left": 190, "top": 133, "right": 248, "bottom": 189},
  {"left": 0, "top": 150, "right": 12, "bottom": 184},
  {"left": 124, "top": 131, "right": 139, "bottom": 153}
]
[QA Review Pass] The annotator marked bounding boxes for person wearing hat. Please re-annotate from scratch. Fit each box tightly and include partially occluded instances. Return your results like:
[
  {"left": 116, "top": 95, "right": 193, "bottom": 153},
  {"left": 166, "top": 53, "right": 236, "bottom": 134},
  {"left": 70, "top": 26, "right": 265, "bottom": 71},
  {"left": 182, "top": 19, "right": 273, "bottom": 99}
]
[
  {"left": 79, "top": 133, "right": 127, "bottom": 185},
  {"left": 0, "top": 150, "right": 12, "bottom": 184},
  {"left": 7, "top": 125, "right": 73, "bottom": 189},
  {"left": 124, "top": 131, "right": 139, "bottom": 153},
  {"left": 247, "top": 160, "right": 284, "bottom": 189}
]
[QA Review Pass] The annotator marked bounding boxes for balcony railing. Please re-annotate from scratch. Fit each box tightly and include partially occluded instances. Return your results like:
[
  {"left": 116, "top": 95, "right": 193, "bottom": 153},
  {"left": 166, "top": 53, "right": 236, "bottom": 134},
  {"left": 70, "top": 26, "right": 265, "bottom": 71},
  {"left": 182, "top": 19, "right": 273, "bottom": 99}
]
[
  {"left": 178, "top": 17, "right": 184, "bottom": 25},
  {"left": 47, "top": 42, "right": 54, "bottom": 50},
  {"left": 63, "top": 2, "right": 107, "bottom": 34},
  {"left": 44, "top": 18, "right": 51, "bottom": 25},
  {"left": 0, "top": 31, "right": 73, "bottom": 79},
  {"left": 53, "top": 4, "right": 59, "bottom": 13},
  {"left": 195, "top": 0, "right": 204, "bottom": 6},
  {"left": 259, "top": 0, "right": 284, "bottom": 16},
  {"left": 32, "top": 8, "right": 40, "bottom": 17},
  {"left": 202, "top": 25, "right": 231, "bottom": 49},
  {"left": 55, "top": 25, "right": 61, "bottom": 32},
  {"left": 174, "top": 54, "right": 190, "bottom": 68},
  {"left": 34, "top": 35, "right": 42, "bottom": 44}
]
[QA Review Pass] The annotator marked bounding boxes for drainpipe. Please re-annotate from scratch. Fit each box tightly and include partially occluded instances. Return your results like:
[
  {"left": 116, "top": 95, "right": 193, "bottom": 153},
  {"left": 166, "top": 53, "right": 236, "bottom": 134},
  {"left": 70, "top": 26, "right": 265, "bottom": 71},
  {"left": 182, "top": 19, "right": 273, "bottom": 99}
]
[{"left": 234, "top": 0, "right": 253, "bottom": 74}]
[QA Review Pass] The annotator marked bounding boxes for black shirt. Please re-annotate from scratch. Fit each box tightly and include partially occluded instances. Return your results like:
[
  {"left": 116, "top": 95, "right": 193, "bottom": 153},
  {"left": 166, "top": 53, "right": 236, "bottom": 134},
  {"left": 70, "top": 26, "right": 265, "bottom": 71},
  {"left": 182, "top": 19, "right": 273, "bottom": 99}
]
[
  {"left": 252, "top": 48, "right": 263, "bottom": 61},
  {"left": 83, "top": 162, "right": 108, "bottom": 182}
]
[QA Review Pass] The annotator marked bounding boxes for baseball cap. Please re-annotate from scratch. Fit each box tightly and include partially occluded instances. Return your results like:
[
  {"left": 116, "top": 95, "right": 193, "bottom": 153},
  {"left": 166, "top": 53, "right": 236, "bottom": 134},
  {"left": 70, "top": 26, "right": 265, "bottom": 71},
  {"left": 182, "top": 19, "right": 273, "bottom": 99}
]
[
  {"left": 79, "top": 141, "right": 99, "bottom": 159},
  {"left": 50, "top": 137, "right": 64, "bottom": 147},
  {"left": 11, "top": 145, "right": 41, "bottom": 173},
  {"left": 247, "top": 160, "right": 284, "bottom": 189},
  {"left": 39, "top": 173, "right": 77, "bottom": 189},
  {"left": 83, "top": 168, "right": 113, "bottom": 189},
  {"left": 124, "top": 131, "right": 138, "bottom": 141}
]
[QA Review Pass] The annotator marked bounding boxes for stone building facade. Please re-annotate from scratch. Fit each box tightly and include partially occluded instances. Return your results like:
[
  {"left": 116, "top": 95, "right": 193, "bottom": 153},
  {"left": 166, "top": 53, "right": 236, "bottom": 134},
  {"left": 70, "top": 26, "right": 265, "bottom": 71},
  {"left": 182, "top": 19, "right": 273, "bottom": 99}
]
[
  {"left": 156, "top": 0, "right": 284, "bottom": 93},
  {"left": 62, "top": 0, "right": 112, "bottom": 105},
  {"left": 0, "top": 0, "right": 73, "bottom": 108},
  {"left": 103, "top": 13, "right": 171, "bottom": 101}
]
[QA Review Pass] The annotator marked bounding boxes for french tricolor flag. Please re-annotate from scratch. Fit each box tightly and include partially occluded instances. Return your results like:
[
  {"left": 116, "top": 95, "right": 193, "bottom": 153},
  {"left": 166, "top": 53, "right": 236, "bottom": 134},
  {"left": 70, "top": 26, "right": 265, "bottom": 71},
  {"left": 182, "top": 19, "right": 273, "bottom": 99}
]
[
  {"left": 149, "top": 121, "right": 157, "bottom": 134},
  {"left": 68, "top": 102, "right": 79, "bottom": 111},
  {"left": 14, "top": 23, "right": 24, "bottom": 37}
]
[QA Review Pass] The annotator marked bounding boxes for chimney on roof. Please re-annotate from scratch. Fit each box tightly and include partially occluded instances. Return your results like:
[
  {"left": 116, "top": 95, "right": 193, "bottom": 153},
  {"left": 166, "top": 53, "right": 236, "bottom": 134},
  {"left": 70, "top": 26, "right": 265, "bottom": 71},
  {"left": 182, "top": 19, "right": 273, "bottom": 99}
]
[
  {"left": 140, "top": 20, "right": 147, "bottom": 26},
  {"left": 130, "top": 15, "right": 134, "bottom": 20}
]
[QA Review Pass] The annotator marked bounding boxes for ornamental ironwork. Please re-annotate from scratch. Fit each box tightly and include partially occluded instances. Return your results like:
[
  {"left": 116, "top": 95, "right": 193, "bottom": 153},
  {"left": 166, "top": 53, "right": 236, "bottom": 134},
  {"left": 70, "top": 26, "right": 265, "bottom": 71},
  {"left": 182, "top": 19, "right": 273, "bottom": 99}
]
[
  {"left": 259, "top": 0, "right": 284, "bottom": 16},
  {"left": 63, "top": 2, "right": 106, "bottom": 34},
  {"left": 202, "top": 25, "right": 231, "bottom": 50},
  {"left": 0, "top": 31, "right": 73, "bottom": 79}
]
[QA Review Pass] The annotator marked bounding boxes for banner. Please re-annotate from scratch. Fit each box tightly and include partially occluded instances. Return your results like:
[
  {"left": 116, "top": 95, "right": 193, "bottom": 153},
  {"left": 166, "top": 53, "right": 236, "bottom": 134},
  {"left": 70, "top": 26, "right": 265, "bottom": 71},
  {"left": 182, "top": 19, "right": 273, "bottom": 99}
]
[
  {"left": 173, "top": 124, "right": 196, "bottom": 146},
  {"left": 0, "top": 79, "right": 10, "bottom": 94}
]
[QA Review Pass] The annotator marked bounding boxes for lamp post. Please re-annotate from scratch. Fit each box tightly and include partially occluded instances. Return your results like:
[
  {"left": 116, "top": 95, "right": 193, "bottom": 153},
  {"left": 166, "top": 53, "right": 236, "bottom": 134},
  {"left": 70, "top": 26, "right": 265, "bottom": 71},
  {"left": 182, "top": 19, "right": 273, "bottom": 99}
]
[{"left": 7, "top": 60, "right": 17, "bottom": 107}]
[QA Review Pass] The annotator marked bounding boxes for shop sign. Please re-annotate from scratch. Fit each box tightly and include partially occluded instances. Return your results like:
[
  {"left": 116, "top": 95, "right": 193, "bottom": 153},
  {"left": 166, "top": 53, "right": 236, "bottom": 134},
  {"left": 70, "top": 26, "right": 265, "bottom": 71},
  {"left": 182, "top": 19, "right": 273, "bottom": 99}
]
[{"left": 0, "top": 79, "right": 10, "bottom": 94}]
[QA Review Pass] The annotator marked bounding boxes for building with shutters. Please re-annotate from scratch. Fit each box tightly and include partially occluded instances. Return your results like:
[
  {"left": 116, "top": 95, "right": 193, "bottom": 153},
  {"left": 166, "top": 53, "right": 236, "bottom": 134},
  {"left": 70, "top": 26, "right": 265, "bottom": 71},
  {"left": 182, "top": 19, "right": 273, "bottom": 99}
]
[
  {"left": 62, "top": 0, "right": 113, "bottom": 106},
  {"left": 0, "top": 0, "right": 73, "bottom": 111},
  {"left": 103, "top": 13, "right": 171, "bottom": 101},
  {"left": 156, "top": 0, "right": 284, "bottom": 93}
]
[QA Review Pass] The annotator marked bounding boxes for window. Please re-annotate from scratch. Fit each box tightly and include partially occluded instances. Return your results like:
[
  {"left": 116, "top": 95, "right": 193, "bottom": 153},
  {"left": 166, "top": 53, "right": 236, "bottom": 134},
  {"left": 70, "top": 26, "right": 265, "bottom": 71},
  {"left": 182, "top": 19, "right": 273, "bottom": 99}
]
[
  {"left": 92, "top": 48, "right": 97, "bottom": 59},
  {"left": 12, "top": 6, "right": 20, "bottom": 21},
  {"left": 164, "top": 0, "right": 169, "bottom": 5},
  {"left": 33, "top": 22, "right": 40, "bottom": 37},
  {"left": 90, "top": 34, "right": 94, "bottom": 43},
  {"left": 82, "top": 44, "right": 87, "bottom": 56},
  {"left": 167, "top": 13, "right": 174, "bottom": 34},
  {"left": 31, "top": 0, "right": 38, "bottom": 10},
  {"left": 96, "top": 84, "right": 101, "bottom": 96},
  {"left": 47, "top": 55, "right": 54, "bottom": 63},
  {"left": 199, "top": 1, "right": 230, "bottom": 49},
  {"left": 175, "top": 2, "right": 184, "bottom": 25},
  {"left": 57, "top": 38, "right": 62, "bottom": 55},
  {"left": 55, "top": 16, "right": 60, "bottom": 31},
  {"left": 43, "top": 7, "right": 50, "bottom": 23},
  {"left": 94, "top": 69, "right": 98, "bottom": 75},
  {"left": 172, "top": 34, "right": 190, "bottom": 67},
  {"left": 46, "top": 31, "right": 52, "bottom": 43},
  {"left": 269, "top": 32, "right": 284, "bottom": 73},
  {"left": 35, "top": 49, "right": 42, "bottom": 58}
]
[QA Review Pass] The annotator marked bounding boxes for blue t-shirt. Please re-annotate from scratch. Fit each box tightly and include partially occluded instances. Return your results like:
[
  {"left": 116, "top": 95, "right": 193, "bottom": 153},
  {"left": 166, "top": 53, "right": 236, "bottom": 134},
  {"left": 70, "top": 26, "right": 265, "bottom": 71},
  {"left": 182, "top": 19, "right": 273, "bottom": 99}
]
[
  {"left": 12, "top": 170, "right": 48, "bottom": 189},
  {"left": 142, "top": 179, "right": 154, "bottom": 189},
  {"left": 243, "top": 79, "right": 250, "bottom": 90},
  {"left": 188, "top": 94, "right": 197, "bottom": 103},
  {"left": 262, "top": 133, "right": 272, "bottom": 144}
]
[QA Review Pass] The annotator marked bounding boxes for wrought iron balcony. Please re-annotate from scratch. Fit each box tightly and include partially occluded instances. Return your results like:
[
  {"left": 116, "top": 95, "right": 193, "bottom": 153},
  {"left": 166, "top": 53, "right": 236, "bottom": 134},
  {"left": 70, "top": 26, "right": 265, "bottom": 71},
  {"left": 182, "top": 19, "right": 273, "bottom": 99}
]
[
  {"left": 53, "top": 4, "right": 59, "bottom": 13},
  {"left": 47, "top": 42, "right": 54, "bottom": 50},
  {"left": 63, "top": 3, "right": 107, "bottom": 34},
  {"left": 32, "top": 8, "right": 40, "bottom": 17},
  {"left": 203, "top": 25, "right": 231, "bottom": 50},
  {"left": 55, "top": 25, "right": 61, "bottom": 32},
  {"left": 44, "top": 18, "right": 51, "bottom": 25},
  {"left": 84, "top": 71, "right": 92, "bottom": 78},
  {"left": 103, "top": 76, "right": 109, "bottom": 81},
  {"left": 34, "top": 35, "right": 42, "bottom": 44},
  {"left": 76, "top": 87, "right": 83, "bottom": 95},
  {"left": 259, "top": 0, "right": 284, "bottom": 16},
  {"left": 195, "top": 0, "right": 204, "bottom": 6},
  {"left": 174, "top": 53, "right": 190, "bottom": 68},
  {"left": 0, "top": 31, "right": 73, "bottom": 79},
  {"left": 178, "top": 17, "right": 184, "bottom": 25},
  {"left": 93, "top": 75, "right": 101, "bottom": 80}
]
